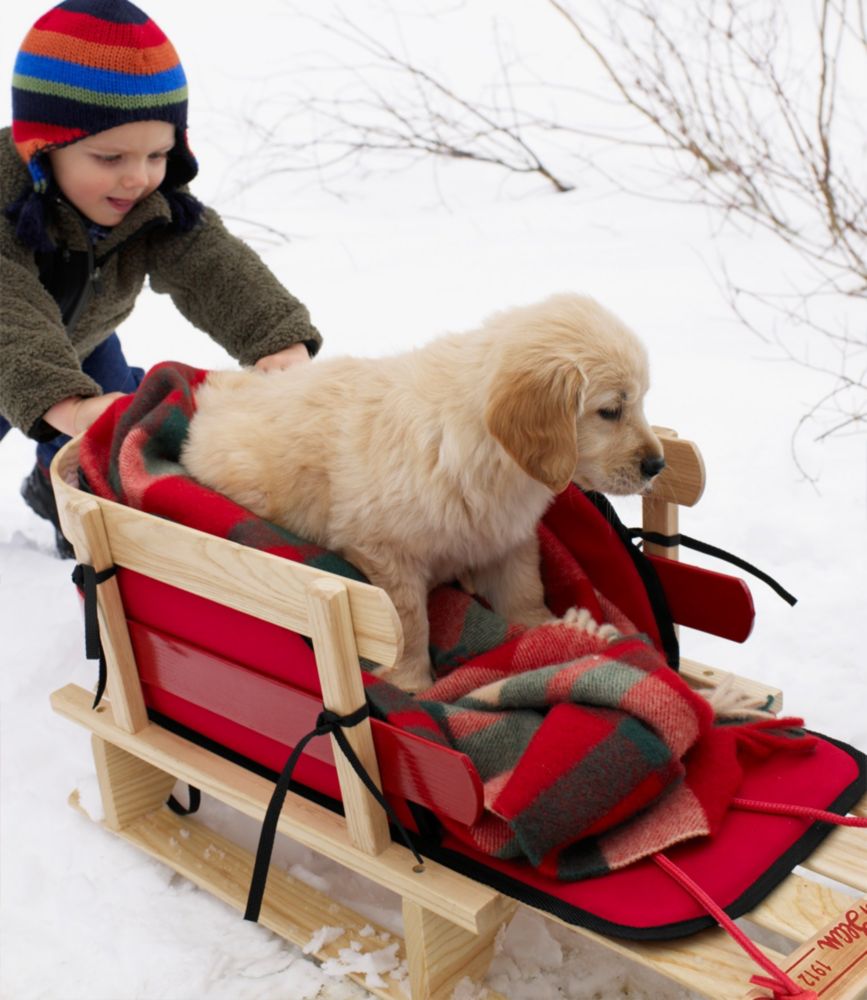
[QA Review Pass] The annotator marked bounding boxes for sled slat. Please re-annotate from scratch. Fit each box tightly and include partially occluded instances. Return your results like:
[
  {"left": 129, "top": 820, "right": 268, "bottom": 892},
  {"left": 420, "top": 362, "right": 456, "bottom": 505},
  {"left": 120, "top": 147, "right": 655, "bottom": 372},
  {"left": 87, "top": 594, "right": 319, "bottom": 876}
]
[
  {"left": 679, "top": 657, "right": 783, "bottom": 714},
  {"left": 91, "top": 734, "right": 177, "bottom": 830},
  {"left": 65, "top": 498, "right": 149, "bottom": 733},
  {"left": 800, "top": 827, "right": 867, "bottom": 892},
  {"left": 403, "top": 898, "right": 514, "bottom": 1000},
  {"left": 746, "top": 873, "right": 858, "bottom": 941},
  {"left": 642, "top": 495, "right": 680, "bottom": 560},
  {"left": 543, "top": 911, "right": 786, "bottom": 1000}
]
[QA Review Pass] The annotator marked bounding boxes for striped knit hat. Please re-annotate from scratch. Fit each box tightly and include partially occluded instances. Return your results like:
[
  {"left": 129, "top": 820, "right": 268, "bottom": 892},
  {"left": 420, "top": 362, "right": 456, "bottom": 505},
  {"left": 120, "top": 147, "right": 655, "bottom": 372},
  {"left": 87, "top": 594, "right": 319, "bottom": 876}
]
[{"left": 11, "top": 0, "right": 197, "bottom": 194}]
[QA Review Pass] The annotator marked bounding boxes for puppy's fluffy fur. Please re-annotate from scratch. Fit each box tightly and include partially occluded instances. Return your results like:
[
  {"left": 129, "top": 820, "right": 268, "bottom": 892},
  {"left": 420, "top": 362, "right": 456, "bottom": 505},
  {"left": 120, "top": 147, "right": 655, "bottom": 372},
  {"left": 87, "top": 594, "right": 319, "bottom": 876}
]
[{"left": 182, "top": 294, "right": 664, "bottom": 691}]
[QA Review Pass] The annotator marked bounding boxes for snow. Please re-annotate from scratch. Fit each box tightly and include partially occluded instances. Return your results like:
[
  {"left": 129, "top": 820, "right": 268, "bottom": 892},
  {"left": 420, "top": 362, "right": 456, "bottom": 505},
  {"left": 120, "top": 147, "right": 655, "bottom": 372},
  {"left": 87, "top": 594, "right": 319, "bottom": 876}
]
[{"left": 1, "top": 2, "right": 865, "bottom": 999}]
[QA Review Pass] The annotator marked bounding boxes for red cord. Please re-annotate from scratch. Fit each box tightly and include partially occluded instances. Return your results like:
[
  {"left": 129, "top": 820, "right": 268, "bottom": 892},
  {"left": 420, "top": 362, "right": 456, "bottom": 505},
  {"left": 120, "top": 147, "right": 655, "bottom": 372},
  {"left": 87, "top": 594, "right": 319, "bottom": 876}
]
[
  {"left": 732, "top": 797, "right": 867, "bottom": 827},
  {"left": 649, "top": 782, "right": 865, "bottom": 996},
  {"left": 652, "top": 853, "right": 818, "bottom": 999}
]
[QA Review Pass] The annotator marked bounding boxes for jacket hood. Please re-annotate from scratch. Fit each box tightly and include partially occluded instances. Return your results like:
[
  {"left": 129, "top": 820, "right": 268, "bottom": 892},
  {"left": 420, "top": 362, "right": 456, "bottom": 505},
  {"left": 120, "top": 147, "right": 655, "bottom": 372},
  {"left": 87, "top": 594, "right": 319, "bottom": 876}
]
[{"left": 2, "top": 125, "right": 202, "bottom": 252}]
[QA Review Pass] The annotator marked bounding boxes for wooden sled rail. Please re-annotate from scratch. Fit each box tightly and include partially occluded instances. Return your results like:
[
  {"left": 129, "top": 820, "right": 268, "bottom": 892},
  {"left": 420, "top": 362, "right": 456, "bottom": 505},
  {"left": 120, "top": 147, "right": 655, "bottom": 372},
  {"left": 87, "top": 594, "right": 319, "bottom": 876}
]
[{"left": 49, "top": 434, "right": 867, "bottom": 999}]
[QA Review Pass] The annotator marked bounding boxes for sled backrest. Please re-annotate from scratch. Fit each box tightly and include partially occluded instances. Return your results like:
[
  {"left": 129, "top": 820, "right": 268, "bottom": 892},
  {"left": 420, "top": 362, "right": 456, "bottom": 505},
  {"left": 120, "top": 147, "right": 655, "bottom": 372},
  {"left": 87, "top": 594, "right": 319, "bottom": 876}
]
[{"left": 51, "top": 438, "right": 417, "bottom": 857}]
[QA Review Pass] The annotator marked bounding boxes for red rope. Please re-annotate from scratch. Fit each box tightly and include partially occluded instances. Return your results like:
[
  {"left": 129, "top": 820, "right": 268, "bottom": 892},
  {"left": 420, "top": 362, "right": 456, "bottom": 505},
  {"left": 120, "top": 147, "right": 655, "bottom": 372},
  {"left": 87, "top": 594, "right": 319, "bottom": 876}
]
[
  {"left": 653, "top": 797, "right": 864, "bottom": 995},
  {"left": 652, "top": 853, "right": 818, "bottom": 999},
  {"left": 732, "top": 797, "right": 867, "bottom": 827}
]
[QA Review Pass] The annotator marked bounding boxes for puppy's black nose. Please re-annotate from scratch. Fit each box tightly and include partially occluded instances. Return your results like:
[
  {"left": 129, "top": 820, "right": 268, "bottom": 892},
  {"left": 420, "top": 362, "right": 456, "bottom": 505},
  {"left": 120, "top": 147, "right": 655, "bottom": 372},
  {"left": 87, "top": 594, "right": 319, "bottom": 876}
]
[{"left": 640, "top": 455, "right": 666, "bottom": 479}]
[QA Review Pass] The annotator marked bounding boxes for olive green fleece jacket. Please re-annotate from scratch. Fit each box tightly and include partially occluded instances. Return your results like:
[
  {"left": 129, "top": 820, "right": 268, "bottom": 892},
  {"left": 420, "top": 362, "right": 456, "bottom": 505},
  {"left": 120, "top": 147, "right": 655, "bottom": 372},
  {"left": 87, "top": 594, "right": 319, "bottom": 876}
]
[{"left": 0, "top": 126, "right": 321, "bottom": 439}]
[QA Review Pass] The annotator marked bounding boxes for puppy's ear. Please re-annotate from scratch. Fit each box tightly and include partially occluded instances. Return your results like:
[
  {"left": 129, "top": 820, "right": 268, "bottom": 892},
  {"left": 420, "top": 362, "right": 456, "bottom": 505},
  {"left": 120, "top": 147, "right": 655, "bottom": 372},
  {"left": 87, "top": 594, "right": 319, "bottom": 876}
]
[{"left": 485, "top": 357, "right": 586, "bottom": 493}]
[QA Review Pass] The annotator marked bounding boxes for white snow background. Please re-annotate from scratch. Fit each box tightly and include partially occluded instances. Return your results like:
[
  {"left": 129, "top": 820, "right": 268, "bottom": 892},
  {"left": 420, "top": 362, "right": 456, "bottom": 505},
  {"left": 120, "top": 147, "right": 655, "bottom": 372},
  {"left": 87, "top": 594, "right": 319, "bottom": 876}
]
[{"left": 1, "top": 2, "right": 865, "bottom": 998}]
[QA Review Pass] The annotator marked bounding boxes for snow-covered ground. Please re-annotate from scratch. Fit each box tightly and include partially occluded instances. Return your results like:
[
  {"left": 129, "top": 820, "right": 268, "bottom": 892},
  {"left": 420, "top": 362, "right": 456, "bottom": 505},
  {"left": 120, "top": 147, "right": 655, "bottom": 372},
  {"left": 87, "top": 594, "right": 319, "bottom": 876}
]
[{"left": 1, "top": 3, "right": 865, "bottom": 998}]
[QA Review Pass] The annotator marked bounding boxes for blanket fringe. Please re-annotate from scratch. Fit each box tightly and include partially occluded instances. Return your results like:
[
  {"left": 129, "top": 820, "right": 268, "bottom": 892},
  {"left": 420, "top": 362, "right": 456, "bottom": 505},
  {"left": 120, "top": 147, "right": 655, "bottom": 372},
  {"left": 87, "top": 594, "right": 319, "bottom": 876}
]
[{"left": 704, "top": 674, "right": 775, "bottom": 720}]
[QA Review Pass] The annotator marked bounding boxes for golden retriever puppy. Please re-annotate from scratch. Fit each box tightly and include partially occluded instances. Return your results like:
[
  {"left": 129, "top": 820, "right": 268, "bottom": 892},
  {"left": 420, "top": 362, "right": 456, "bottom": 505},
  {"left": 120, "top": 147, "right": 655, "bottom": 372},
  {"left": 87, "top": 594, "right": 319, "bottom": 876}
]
[{"left": 181, "top": 294, "right": 664, "bottom": 692}]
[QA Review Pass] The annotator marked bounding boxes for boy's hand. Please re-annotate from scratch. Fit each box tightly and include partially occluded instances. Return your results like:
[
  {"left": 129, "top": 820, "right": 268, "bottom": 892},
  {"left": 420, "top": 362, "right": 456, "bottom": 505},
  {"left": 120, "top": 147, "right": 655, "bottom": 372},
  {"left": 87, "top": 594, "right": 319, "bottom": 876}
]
[
  {"left": 254, "top": 343, "right": 311, "bottom": 372},
  {"left": 44, "top": 392, "right": 126, "bottom": 437}
]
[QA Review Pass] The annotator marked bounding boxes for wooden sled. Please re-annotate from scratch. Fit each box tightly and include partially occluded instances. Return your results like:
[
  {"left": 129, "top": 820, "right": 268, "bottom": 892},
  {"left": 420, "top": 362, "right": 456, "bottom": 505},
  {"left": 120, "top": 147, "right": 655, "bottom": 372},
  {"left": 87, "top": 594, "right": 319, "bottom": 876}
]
[{"left": 49, "top": 429, "right": 867, "bottom": 1000}]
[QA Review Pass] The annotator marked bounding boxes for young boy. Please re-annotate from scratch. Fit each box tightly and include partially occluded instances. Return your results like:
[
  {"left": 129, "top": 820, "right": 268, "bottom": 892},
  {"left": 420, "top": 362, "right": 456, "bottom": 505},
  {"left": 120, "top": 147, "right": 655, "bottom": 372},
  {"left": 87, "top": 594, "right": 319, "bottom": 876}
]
[{"left": 1, "top": 0, "right": 322, "bottom": 555}]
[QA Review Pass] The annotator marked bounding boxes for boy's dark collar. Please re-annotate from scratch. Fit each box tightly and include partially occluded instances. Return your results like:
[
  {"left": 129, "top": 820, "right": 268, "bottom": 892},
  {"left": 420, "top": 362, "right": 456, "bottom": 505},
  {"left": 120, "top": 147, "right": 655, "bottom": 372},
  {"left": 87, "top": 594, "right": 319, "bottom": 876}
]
[{"left": 50, "top": 189, "right": 173, "bottom": 254}]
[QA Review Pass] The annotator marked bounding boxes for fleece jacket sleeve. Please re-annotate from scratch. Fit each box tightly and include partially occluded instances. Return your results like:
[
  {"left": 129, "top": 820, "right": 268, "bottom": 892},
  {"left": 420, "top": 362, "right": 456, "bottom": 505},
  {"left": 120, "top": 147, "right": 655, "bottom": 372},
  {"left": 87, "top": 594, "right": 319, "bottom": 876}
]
[
  {"left": 0, "top": 251, "right": 101, "bottom": 439},
  {"left": 146, "top": 207, "right": 322, "bottom": 365}
]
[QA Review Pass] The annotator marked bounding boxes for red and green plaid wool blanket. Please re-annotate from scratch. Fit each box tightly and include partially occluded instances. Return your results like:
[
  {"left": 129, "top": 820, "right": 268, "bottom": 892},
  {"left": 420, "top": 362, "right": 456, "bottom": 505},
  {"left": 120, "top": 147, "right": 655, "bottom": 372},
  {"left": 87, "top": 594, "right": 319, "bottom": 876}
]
[{"left": 79, "top": 362, "right": 815, "bottom": 880}]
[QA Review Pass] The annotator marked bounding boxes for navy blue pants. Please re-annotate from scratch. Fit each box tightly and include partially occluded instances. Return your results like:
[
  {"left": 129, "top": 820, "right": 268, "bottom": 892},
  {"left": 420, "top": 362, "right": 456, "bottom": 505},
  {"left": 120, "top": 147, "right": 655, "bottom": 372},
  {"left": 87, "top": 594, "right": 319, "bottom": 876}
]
[{"left": 0, "top": 333, "right": 144, "bottom": 470}]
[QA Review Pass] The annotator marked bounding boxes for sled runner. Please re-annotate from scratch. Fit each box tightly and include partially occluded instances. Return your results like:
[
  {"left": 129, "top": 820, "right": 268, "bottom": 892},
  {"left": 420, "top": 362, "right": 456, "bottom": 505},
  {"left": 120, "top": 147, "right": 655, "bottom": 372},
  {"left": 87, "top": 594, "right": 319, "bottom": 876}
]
[{"left": 49, "top": 364, "right": 866, "bottom": 1000}]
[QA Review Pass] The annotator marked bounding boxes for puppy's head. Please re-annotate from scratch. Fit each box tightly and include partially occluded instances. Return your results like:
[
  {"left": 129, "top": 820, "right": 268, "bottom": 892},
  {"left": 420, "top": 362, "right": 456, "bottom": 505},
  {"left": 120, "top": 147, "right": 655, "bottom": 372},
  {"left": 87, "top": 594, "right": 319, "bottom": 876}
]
[{"left": 484, "top": 294, "right": 664, "bottom": 495}]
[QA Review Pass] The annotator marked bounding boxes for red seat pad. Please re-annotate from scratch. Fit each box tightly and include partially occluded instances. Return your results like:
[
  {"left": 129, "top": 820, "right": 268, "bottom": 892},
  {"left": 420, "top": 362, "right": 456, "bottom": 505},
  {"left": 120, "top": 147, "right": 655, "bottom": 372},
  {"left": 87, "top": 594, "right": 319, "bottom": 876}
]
[{"left": 424, "top": 733, "right": 865, "bottom": 938}]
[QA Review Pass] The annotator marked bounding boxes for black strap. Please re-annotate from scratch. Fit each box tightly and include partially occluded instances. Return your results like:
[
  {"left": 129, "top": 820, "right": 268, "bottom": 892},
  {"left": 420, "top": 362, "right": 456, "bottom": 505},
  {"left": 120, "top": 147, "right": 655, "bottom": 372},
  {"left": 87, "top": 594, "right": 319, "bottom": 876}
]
[
  {"left": 71, "top": 563, "right": 118, "bottom": 708},
  {"left": 628, "top": 530, "right": 797, "bottom": 606},
  {"left": 244, "top": 703, "right": 424, "bottom": 923},
  {"left": 585, "top": 490, "right": 680, "bottom": 669},
  {"left": 167, "top": 785, "right": 202, "bottom": 816}
]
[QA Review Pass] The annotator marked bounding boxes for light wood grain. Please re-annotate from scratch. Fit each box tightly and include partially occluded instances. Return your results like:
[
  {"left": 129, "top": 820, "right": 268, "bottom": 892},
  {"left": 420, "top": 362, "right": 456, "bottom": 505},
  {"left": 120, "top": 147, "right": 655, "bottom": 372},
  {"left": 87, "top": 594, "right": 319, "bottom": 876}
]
[
  {"left": 49, "top": 430, "right": 867, "bottom": 1000},
  {"left": 680, "top": 657, "right": 784, "bottom": 714},
  {"left": 92, "top": 735, "right": 176, "bottom": 831},
  {"left": 801, "top": 827, "right": 867, "bottom": 892},
  {"left": 54, "top": 488, "right": 150, "bottom": 733},
  {"left": 306, "top": 577, "right": 391, "bottom": 857},
  {"left": 649, "top": 429, "right": 707, "bottom": 508},
  {"left": 403, "top": 898, "right": 515, "bottom": 1000},
  {"left": 642, "top": 494, "right": 681, "bottom": 560},
  {"left": 541, "top": 911, "right": 786, "bottom": 1000},
  {"left": 751, "top": 895, "right": 867, "bottom": 1000},
  {"left": 642, "top": 430, "right": 705, "bottom": 567},
  {"left": 745, "top": 873, "right": 859, "bottom": 941}
]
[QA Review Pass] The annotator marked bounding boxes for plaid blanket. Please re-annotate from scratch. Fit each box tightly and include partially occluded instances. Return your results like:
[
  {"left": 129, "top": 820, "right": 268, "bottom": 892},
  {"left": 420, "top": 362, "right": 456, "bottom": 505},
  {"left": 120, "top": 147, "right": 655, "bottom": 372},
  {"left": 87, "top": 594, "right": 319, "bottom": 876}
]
[{"left": 79, "top": 362, "right": 814, "bottom": 880}]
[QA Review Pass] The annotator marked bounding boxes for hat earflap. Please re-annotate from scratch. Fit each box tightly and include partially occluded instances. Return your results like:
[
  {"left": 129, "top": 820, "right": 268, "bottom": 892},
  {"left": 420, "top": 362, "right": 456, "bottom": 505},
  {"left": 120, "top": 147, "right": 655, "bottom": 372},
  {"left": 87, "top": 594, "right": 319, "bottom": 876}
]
[{"left": 5, "top": 185, "right": 55, "bottom": 254}]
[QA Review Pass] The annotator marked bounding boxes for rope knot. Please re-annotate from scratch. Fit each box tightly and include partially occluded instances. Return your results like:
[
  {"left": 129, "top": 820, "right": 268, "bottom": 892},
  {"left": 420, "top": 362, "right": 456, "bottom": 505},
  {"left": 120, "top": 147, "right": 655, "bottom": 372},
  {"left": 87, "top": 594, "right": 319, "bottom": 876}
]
[
  {"left": 750, "top": 974, "right": 818, "bottom": 999},
  {"left": 315, "top": 704, "right": 369, "bottom": 732}
]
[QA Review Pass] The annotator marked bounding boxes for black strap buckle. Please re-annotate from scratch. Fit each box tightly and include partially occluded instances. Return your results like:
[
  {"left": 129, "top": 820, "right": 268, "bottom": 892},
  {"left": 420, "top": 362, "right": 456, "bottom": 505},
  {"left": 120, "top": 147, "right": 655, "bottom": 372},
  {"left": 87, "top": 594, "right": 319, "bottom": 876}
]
[
  {"left": 244, "top": 703, "right": 424, "bottom": 923},
  {"left": 71, "top": 562, "right": 118, "bottom": 708}
]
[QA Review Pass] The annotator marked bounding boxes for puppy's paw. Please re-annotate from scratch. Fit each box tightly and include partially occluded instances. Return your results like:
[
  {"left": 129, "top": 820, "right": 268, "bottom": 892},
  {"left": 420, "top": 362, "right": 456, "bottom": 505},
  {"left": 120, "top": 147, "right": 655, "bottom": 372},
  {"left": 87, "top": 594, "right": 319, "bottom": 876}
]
[
  {"left": 373, "top": 656, "right": 434, "bottom": 694},
  {"left": 561, "top": 606, "right": 620, "bottom": 642}
]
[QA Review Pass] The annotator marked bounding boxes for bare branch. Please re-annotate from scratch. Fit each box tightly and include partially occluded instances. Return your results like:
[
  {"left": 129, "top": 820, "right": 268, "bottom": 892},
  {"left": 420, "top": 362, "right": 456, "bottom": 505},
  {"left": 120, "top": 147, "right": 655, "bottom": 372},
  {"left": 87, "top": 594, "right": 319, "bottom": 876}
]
[{"left": 230, "top": 0, "right": 865, "bottom": 460}]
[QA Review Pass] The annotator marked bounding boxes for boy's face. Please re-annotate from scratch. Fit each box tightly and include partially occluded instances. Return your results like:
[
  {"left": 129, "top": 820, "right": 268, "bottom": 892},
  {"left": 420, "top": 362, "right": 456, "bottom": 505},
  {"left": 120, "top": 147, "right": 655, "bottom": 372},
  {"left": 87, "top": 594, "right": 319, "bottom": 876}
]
[{"left": 48, "top": 120, "right": 176, "bottom": 226}]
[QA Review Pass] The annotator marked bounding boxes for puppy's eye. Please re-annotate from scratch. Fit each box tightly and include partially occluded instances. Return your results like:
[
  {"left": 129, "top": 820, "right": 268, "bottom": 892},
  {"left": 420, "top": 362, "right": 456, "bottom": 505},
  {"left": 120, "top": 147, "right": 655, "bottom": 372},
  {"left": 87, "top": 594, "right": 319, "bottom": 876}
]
[{"left": 598, "top": 407, "right": 623, "bottom": 421}]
